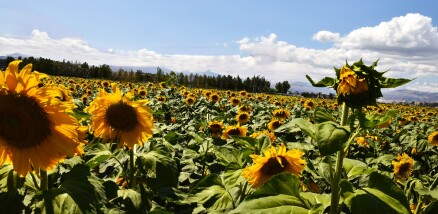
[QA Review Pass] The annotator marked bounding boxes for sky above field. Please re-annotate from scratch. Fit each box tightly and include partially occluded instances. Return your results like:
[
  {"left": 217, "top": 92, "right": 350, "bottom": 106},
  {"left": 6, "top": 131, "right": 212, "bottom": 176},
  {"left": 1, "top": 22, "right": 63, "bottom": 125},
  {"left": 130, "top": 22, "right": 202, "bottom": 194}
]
[{"left": 1, "top": 0, "right": 438, "bottom": 92}]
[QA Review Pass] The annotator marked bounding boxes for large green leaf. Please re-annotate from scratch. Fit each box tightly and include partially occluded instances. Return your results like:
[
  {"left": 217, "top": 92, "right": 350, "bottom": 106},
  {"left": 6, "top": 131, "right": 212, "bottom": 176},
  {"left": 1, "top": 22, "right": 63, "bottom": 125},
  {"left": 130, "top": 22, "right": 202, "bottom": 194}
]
[
  {"left": 183, "top": 174, "right": 234, "bottom": 212},
  {"left": 341, "top": 172, "right": 410, "bottom": 214},
  {"left": 313, "top": 108, "right": 336, "bottom": 123},
  {"left": 247, "top": 173, "right": 301, "bottom": 199},
  {"left": 343, "top": 158, "right": 373, "bottom": 179},
  {"left": 315, "top": 122, "right": 349, "bottom": 156},
  {"left": 230, "top": 194, "right": 309, "bottom": 214},
  {"left": 55, "top": 164, "right": 105, "bottom": 213},
  {"left": 290, "top": 118, "right": 316, "bottom": 140},
  {"left": 364, "top": 109, "right": 398, "bottom": 128},
  {"left": 379, "top": 77, "right": 411, "bottom": 88},
  {"left": 85, "top": 150, "right": 112, "bottom": 169},
  {"left": 306, "top": 75, "right": 335, "bottom": 88}
]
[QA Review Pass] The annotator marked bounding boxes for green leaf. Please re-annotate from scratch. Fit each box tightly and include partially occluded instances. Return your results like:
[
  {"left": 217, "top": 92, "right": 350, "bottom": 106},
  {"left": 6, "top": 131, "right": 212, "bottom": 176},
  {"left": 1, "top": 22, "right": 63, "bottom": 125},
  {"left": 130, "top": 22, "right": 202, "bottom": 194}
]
[
  {"left": 315, "top": 122, "right": 349, "bottom": 156},
  {"left": 117, "top": 189, "right": 143, "bottom": 213},
  {"left": 54, "top": 164, "right": 105, "bottom": 213},
  {"left": 414, "top": 187, "right": 438, "bottom": 200},
  {"left": 248, "top": 173, "right": 301, "bottom": 199},
  {"left": 231, "top": 136, "right": 257, "bottom": 151},
  {"left": 0, "top": 192, "right": 24, "bottom": 213},
  {"left": 306, "top": 75, "right": 335, "bottom": 88},
  {"left": 137, "top": 144, "right": 179, "bottom": 192},
  {"left": 0, "top": 165, "right": 13, "bottom": 192},
  {"left": 364, "top": 109, "right": 398, "bottom": 128},
  {"left": 230, "top": 194, "right": 309, "bottom": 214},
  {"left": 184, "top": 174, "right": 234, "bottom": 212},
  {"left": 379, "top": 77, "right": 412, "bottom": 88},
  {"left": 290, "top": 118, "right": 316, "bottom": 140},
  {"left": 342, "top": 172, "right": 410, "bottom": 214},
  {"left": 343, "top": 158, "right": 373, "bottom": 179},
  {"left": 313, "top": 108, "right": 336, "bottom": 123},
  {"left": 85, "top": 150, "right": 112, "bottom": 169}
]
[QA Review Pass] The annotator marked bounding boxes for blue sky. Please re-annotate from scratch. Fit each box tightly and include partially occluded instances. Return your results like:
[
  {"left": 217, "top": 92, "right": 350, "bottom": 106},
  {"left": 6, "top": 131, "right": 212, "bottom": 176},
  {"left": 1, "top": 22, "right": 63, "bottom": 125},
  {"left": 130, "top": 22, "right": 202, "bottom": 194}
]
[{"left": 1, "top": 0, "right": 438, "bottom": 92}]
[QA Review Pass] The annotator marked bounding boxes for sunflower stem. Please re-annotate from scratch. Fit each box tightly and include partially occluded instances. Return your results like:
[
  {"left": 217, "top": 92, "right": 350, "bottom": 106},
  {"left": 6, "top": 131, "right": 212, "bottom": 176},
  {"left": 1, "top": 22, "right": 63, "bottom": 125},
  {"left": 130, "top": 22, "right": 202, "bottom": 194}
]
[
  {"left": 129, "top": 148, "right": 135, "bottom": 188},
  {"left": 414, "top": 196, "right": 423, "bottom": 214},
  {"left": 40, "top": 170, "right": 48, "bottom": 191},
  {"left": 330, "top": 102, "right": 349, "bottom": 214}
]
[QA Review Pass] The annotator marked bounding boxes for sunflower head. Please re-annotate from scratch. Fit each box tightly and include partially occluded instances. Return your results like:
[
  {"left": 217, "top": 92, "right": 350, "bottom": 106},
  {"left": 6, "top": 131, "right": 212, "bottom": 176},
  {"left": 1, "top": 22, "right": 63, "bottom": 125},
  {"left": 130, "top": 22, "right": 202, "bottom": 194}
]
[
  {"left": 268, "top": 119, "right": 284, "bottom": 131},
  {"left": 428, "top": 131, "right": 438, "bottom": 146},
  {"left": 306, "top": 60, "right": 411, "bottom": 108},
  {"left": 208, "top": 121, "right": 223, "bottom": 137},
  {"left": 209, "top": 93, "right": 221, "bottom": 103},
  {"left": 0, "top": 60, "right": 83, "bottom": 176},
  {"left": 157, "top": 96, "right": 167, "bottom": 102},
  {"left": 356, "top": 137, "right": 369, "bottom": 148},
  {"left": 250, "top": 130, "right": 276, "bottom": 143},
  {"left": 238, "top": 105, "right": 252, "bottom": 113},
  {"left": 304, "top": 99, "right": 317, "bottom": 110},
  {"left": 273, "top": 108, "right": 290, "bottom": 120},
  {"left": 392, "top": 153, "right": 414, "bottom": 181},
  {"left": 230, "top": 97, "right": 241, "bottom": 106},
  {"left": 185, "top": 97, "right": 196, "bottom": 105},
  {"left": 221, "top": 124, "right": 248, "bottom": 139},
  {"left": 236, "top": 112, "right": 251, "bottom": 124},
  {"left": 85, "top": 85, "right": 154, "bottom": 150},
  {"left": 242, "top": 144, "right": 306, "bottom": 188}
]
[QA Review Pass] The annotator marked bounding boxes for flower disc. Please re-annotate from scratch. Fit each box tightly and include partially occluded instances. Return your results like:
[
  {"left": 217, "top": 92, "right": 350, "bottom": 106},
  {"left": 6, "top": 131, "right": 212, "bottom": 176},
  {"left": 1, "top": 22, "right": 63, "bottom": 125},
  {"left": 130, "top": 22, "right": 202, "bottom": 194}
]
[
  {"left": 0, "top": 94, "right": 50, "bottom": 149},
  {"left": 105, "top": 102, "right": 138, "bottom": 132}
]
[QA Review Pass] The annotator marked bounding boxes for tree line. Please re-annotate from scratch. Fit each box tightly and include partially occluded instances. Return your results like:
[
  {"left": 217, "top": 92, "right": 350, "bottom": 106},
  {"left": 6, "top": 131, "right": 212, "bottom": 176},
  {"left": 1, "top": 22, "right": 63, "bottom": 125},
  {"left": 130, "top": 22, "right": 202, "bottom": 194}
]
[{"left": 0, "top": 56, "right": 291, "bottom": 93}]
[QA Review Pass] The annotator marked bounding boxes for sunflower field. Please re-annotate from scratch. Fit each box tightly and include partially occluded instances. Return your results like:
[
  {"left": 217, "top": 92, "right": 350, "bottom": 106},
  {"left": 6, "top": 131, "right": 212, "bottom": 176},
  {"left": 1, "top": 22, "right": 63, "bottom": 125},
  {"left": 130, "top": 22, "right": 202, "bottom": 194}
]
[{"left": 0, "top": 60, "right": 437, "bottom": 214}]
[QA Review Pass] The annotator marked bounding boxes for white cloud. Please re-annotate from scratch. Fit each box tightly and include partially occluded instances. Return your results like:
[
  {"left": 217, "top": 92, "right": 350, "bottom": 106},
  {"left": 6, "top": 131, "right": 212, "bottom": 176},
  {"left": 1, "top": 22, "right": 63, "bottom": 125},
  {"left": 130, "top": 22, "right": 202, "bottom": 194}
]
[
  {"left": 335, "top": 13, "right": 438, "bottom": 55},
  {"left": 312, "top": 31, "right": 340, "bottom": 42},
  {"left": 1, "top": 13, "right": 438, "bottom": 92}
]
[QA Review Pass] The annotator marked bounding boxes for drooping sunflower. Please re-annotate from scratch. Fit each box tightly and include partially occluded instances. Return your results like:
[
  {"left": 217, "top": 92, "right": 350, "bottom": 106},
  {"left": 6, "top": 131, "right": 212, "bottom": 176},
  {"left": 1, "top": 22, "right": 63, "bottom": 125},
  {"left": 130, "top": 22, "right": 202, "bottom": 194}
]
[
  {"left": 208, "top": 121, "right": 223, "bottom": 138},
  {"left": 428, "top": 131, "right": 438, "bottom": 146},
  {"left": 272, "top": 108, "right": 291, "bottom": 120},
  {"left": 337, "top": 66, "right": 369, "bottom": 96},
  {"left": 0, "top": 61, "right": 84, "bottom": 176},
  {"left": 85, "top": 84, "right": 154, "bottom": 150},
  {"left": 392, "top": 153, "right": 414, "bottom": 181},
  {"left": 235, "top": 112, "right": 251, "bottom": 124},
  {"left": 221, "top": 124, "right": 248, "bottom": 139},
  {"left": 242, "top": 144, "right": 306, "bottom": 188}
]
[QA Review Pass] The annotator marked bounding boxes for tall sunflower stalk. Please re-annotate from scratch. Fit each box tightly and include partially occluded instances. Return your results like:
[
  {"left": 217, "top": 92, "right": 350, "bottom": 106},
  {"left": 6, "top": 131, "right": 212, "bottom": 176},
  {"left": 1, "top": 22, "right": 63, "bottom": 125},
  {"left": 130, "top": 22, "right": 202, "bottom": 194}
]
[{"left": 306, "top": 59, "right": 411, "bottom": 214}]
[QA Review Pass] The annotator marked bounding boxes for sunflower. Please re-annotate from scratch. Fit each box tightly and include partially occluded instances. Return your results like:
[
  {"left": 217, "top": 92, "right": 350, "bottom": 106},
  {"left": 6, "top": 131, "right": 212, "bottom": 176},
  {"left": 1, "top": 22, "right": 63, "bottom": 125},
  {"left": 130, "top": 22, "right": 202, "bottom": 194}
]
[
  {"left": 392, "top": 153, "right": 414, "bottom": 181},
  {"left": 236, "top": 112, "right": 251, "bottom": 124},
  {"left": 138, "top": 88, "right": 147, "bottom": 97},
  {"left": 273, "top": 108, "right": 291, "bottom": 120},
  {"left": 356, "top": 137, "right": 369, "bottom": 148},
  {"left": 208, "top": 121, "right": 223, "bottom": 138},
  {"left": 85, "top": 84, "right": 154, "bottom": 150},
  {"left": 230, "top": 97, "right": 241, "bottom": 106},
  {"left": 101, "top": 80, "right": 110, "bottom": 88},
  {"left": 185, "top": 96, "right": 196, "bottom": 105},
  {"left": 209, "top": 93, "right": 221, "bottom": 103},
  {"left": 304, "top": 99, "right": 317, "bottom": 110},
  {"left": 157, "top": 96, "right": 167, "bottom": 102},
  {"left": 221, "top": 124, "right": 248, "bottom": 139},
  {"left": 81, "top": 95, "right": 89, "bottom": 104},
  {"left": 0, "top": 61, "right": 83, "bottom": 176},
  {"left": 159, "top": 82, "right": 166, "bottom": 88},
  {"left": 428, "top": 131, "right": 438, "bottom": 146},
  {"left": 337, "top": 66, "right": 369, "bottom": 96},
  {"left": 238, "top": 105, "right": 252, "bottom": 113},
  {"left": 250, "top": 130, "right": 276, "bottom": 143},
  {"left": 242, "top": 144, "right": 306, "bottom": 188},
  {"left": 268, "top": 119, "right": 284, "bottom": 131}
]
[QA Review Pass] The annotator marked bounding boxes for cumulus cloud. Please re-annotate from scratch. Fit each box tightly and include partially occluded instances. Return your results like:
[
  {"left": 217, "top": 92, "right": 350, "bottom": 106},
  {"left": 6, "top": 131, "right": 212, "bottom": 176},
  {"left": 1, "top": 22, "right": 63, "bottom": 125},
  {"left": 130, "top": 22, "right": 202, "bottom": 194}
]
[
  {"left": 312, "top": 31, "right": 340, "bottom": 42},
  {"left": 1, "top": 13, "right": 438, "bottom": 92},
  {"left": 335, "top": 13, "right": 438, "bottom": 55}
]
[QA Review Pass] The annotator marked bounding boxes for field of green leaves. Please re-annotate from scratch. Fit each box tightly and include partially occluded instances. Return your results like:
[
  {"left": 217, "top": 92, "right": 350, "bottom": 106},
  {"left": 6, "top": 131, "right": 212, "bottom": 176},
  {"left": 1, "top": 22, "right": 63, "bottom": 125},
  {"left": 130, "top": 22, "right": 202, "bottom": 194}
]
[{"left": 0, "top": 60, "right": 437, "bottom": 213}]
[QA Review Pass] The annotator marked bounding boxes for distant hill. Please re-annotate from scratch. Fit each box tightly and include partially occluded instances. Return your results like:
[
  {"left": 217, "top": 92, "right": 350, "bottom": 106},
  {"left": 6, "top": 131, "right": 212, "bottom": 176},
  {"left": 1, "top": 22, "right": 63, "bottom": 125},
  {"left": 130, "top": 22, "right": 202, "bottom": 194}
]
[
  {"left": 0, "top": 52, "right": 29, "bottom": 59},
  {"left": 380, "top": 89, "right": 438, "bottom": 103}
]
